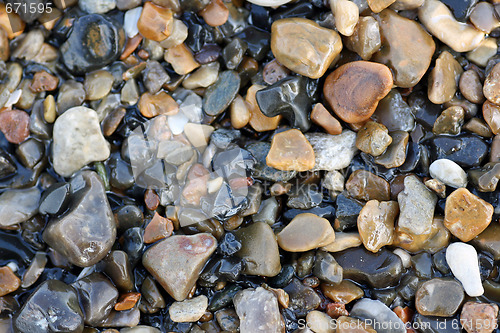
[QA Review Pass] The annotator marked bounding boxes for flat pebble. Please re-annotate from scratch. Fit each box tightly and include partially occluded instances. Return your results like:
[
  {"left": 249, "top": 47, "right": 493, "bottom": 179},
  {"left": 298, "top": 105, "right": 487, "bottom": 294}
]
[
  {"left": 446, "top": 242, "right": 484, "bottom": 297},
  {"left": 266, "top": 129, "right": 315, "bottom": 172},
  {"left": 415, "top": 278, "right": 464, "bottom": 317},
  {"left": 169, "top": 295, "right": 208, "bottom": 322},
  {"left": 358, "top": 200, "right": 398, "bottom": 253},
  {"left": 305, "top": 131, "right": 357, "bottom": 171},
  {"left": 277, "top": 213, "right": 335, "bottom": 252},
  {"left": 350, "top": 298, "right": 405, "bottom": 333},
  {"left": 429, "top": 159, "right": 467, "bottom": 188}
]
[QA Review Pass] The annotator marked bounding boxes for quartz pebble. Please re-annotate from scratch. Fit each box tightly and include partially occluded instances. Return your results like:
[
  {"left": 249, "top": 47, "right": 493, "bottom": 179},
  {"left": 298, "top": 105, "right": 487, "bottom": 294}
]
[
  {"left": 357, "top": 200, "right": 398, "bottom": 253},
  {"left": 230, "top": 95, "right": 250, "bottom": 129},
  {"left": 164, "top": 43, "right": 200, "bottom": 75},
  {"left": 394, "top": 216, "right": 450, "bottom": 254},
  {"left": 415, "top": 278, "right": 464, "bottom": 317},
  {"left": 277, "top": 213, "right": 334, "bottom": 252},
  {"left": 444, "top": 188, "right": 493, "bottom": 242},
  {"left": 321, "top": 280, "right": 363, "bottom": 304},
  {"left": 200, "top": 0, "right": 228, "bottom": 27},
  {"left": 233, "top": 287, "right": 283, "bottom": 333},
  {"left": 484, "top": 63, "right": 500, "bottom": 105},
  {"left": 169, "top": 295, "right": 208, "bottom": 322},
  {"left": 429, "top": 159, "right": 467, "bottom": 188},
  {"left": 350, "top": 298, "right": 406, "bottom": 333},
  {"left": 138, "top": 92, "right": 179, "bottom": 118},
  {"left": 84, "top": 70, "right": 114, "bottom": 101},
  {"left": 305, "top": 131, "right": 358, "bottom": 171},
  {"left": 460, "top": 302, "right": 499, "bottom": 333},
  {"left": 321, "top": 232, "right": 362, "bottom": 252},
  {"left": 428, "top": 51, "right": 463, "bottom": 105},
  {"left": 330, "top": 0, "right": 359, "bottom": 36},
  {"left": 266, "top": 129, "right": 315, "bottom": 172},
  {"left": 356, "top": 121, "right": 392, "bottom": 156},
  {"left": 446, "top": 242, "right": 484, "bottom": 297}
]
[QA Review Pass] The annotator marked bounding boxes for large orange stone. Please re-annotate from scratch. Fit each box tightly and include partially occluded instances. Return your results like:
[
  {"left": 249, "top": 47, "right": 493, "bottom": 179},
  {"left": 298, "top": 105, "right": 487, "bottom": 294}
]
[
  {"left": 137, "top": 2, "right": 174, "bottom": 41},
  {"left": 266, "top": 129, "right": 315, "bottom": 172}
]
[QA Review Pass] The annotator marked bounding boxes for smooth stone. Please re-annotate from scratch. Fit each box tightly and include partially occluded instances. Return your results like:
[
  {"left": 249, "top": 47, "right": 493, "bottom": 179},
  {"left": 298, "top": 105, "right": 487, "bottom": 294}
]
[
  {"left": 277, "top": 213, "right": 335, "bottom": 252},
  {"left": 137, "top": 2, "right": 173, "bottom": 41},
  {"left": 333, "top": 247, "right": 403, "bottom": 288},
  {"left": 230, "top": 95, "right": 250, "bottom": 129},
  {"left": 306, "top": 310, "right": 335, "bottom": 333},
  {"left": 358, "top": 200, "right": 398, "bottom": 253},
  {"left": 121, "top": 327, "right": 161, "bottom": 333},
  {"left": 415, "top": 278, "right": 464, "bottom": 317},
  {"left": 374, "top": 131, "right": 409, "bottom": 168},
  {"left": 0, "top": 266, "right": 20, "bottom": 297},
  {"left": 202, "top": 70, "right": 240, "bottom": 116},
  {"left": 283, "top": 278, "right": 321, "bottom": 317},
  {"left": 334, "top": 194, "right": 364, "bottom": 231},
  {"left": 222, "top": 38, "right": 247, "bottom": 69},
  {"left": 483, "top": 101, "right": 500, "bottom": 135},
  {"left": 255, "top": 76, "right": 312, "bottom": 132},
  {"left": 233, "top": 287, "right": 283, "bottom": 333},
  {"left": 305, "top": 131, "right": 358, "bottom": 171},
  {"left": 311, "top": 103, "right": 343, "bottom": 135},
  {"left": 373, "top": 9, "right": 435, "bottom": 88},
  {"left": 444, "top": 188, "right": 493, "bottom": 242},
  {"left": 330, "top": 0, "right": 359, "bottom": 36},
  {"left": 321, "top": 280, "right": 363, "bottom": 303},
  {"left": 253, "top": 197, "right": 279, "bottom": 224},
  {"left": 142, "top": 234, "right": 216, "bottom": 301},
  {"left": 446, "top": 242, "right": 483, "bottom": 297},
  {"left": 428, "top": 51, "right": 463, "bottom": 104},
  {"left": 215, "top": 309, "right": 240, "bottom": 332},
  {"left": 460, "top": 70, "right": 485, "bottom": 104},
  {"left": 469, "top": 162, "right": 500, "bottom": 192},
  {"left": 0, "top": 109, "right": 30, "bottom": 144},
  {"left": 246, "top": 142, "right": 296, "bottom": 182},
  {"left": 427, "top": 134, "right": 489, "bottom": 168},
  {"left": 271, "top": 18, "right": 342, "bottom": 79},
  {"left": 182, "top": 62, "right": 219, "bottom": 90},
  {"left": 321, "top": 232, "right": 362, "bottom": 252},
  {"left": 14, "top": 280, "right": 84, "bottom": 333},
  {"left": 103, "top": 251, "right": 134, "bottom": 292},
  {"left": 433, "top": 106, "right": 464, "bottom": 135},
  {"left": 372, "top": 90, "right": 415, "bottom": 132},
  {"left": 52, "top": 107, "right": 110, "bottom": 177},
  {"left": 313, "top": 250, "right": 343, "bottom": 284},
  {"left": 394, "top": 216, "right": 450, "bottom": 254},
  {"left": 21, "top": 251, "right": 47, "bottom": 288},
  {"left": 169, "top": 295, "right": 208, "bottom": 322},
  {"left": 345, "top": 16, "right": 381, "bottom": 60},
  {"left": 484, "top": 63, "right": 500, "bottom": 105},
  {"left": 463, "top": 118, "right": 492, "bottom": 138},
  {"left": 84, "top": 70, "right": 114, "bottom": 101},
  {"left": 429, "top": 159, "right": 467, "bottom": 188},
  {"left": 57, "top": 80, "right": 86, "bottom": 114},
  {"left": 355, "top": 121, "right": 392, "bottom": 157},
  {"left": 43, "top": 171, "right": 116, "bottom": 267},
  {"left": 287, "top": 186, "right": 323, "bottom": 210},
  {"left": 323, "top": 61, "right": 393, "bottom": 124},
  {"left": 0, "top": 187, "right": 40, "bottom": 228},
  {"left": 337, "top": 316, "right": 377, "bottom": 333},
  {"left": 346, "top": 169, "right": 391, "bottom": 201},
  {"left": 350, "top": 298, "right": 406, "bottom": 333},
  {"left": 246, "top": 84, "right": 282, "bottom": 132},
  {"left": 413, "top": 314, "right": 460, "bottom": 333},
  {"left": 460, "top": 302, "right": 499, "bottom": 333},
  {"left": 143, "top": 60, "right": 170, "bottom": 94},
  {"left": 234, "top": 222, "right": 281, "bottom": 277},
  {"left": 266, "top": 129, "right": 315, "bottom": 172}
]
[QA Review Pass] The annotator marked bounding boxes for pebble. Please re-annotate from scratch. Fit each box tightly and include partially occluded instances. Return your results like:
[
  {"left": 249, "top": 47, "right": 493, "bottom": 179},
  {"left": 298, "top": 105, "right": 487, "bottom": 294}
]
[
  {"left": 425, "top": 178, "right": 446, "bottom": 198},
  {"left": 464, "top": 118, "right": 492, "bottom": 138},
  {"left": 159, "top": 19, "right": 188, "bottom": 49},
  {"left": 372, "top": 89, "right": 415, "bottom": 132},
  {"left": 0, "top": 187, "right": 41, "bottom": 228},
  {"left": 123, "top": 7, "right": 142, "bottom": 37},
  {"left": 263, "top": 59, "right": 290, "bottom": 85},
  {"left": 0, "top": 109, "right": 30, "bottom": 144},
  {"left": 284, "top": 277, "right": 321, "bottom": 316},
  {"left": 0, "top": 266, "right": 20, "bottom": 297},
  {"left": 43, "top": 171, "right": 116, "bottom": 267},
  {"left": 469, "top": 162, "right": 500, "bottom": 192},
  {"left": 277, "top": 213, "right": 334, "bottom": 252},
  {"left": 200, "top": 0, "right": 229, "bottom": 27},
  {"left": 350, "top": 298, "right": 406, "bottom": 333},
  {"left": 418, "top": 0, "right": 484, "bottom": 52},
  {"left": 433, "top": 106, "right": 464, "bottom": 135},
  {"left": 169, "top": 295, "right": 208, "bottom": 322},
  {"left": 202, "top": 70, "right": 240, "bottom": 116},
  {"left": 311, "top": 103, "right": 342, "bottom": 135},
  {"left": 11, "top": 30, "right": 43, "bottom": 61},
  {"left": 446, "top": 242, "right": 484, "bottom": 297},
  {"left": 143, "top": 212, "right": 173, "bottom": 244},
  {"left": 57, "top": 80, "right": 86, "bottom": 114},
  {"left": 313, "top": 250, "right": 343, "bottom": 284},
  {"left": 183, "top": 62, "right": 219, "bottom": 89},
  {"left": 374, "top": 130, "right": 409, "bottom": 168},
  {"left": 305, "top": 131, "right": 357, "bottom": 171},
  {"left": 114, "top": 293, "right": 139, "bottom": 312},
  {"left": 14, "top": 280, "right": 84, "bottom": 333},
  {"left": 324, "top": 61, "right": 392, "bottom": 124},
  {"left": 484, "top": 63, "right": 500, "bottom": 106},
  {"left": 137, "top": 2, "right": 173, "bottom": 41},
  {"left": 346, "top": 169, "right": 391, "bottom": 201},
  {"left": 467, "top": 38, "right": 498, "bottom": 68},
  {"left": 397, "top": 175, "right": 437, "bottom": 236},
  {"left": 483, "top": 101, "right": 500, "bottom": 135},
  {"left": 52, "top": 107, "right": 110, "bottom": 177},
  {"left": 61, "top": 14, "right": 125, "bottom": 74},
  {"left": 321, "top": 232, "right": 362, "bottom": 252},
  {"left": 321, "top": 280, "right": 363, "bottom": 304},
  {"left": 337, "top": 316, "right": 376, "bottom": 333},
  {"left": 358, "top": 200, "right": 398, "bottom": 253},
  {"left": 444, "top": 188, "right": 493, "bottom": 242},
  {"left": 103, "top": 251, "right": 135, "bottom": 292},
  {"left": 345, "top": 16, "right": 381, "bottom": 60},
  {"left": 143, "top": 60, "right": 170, "bottom": 94},
  {"left": 80, "top": 0, "right": 116, "bottom": 13},
  {"left": 84, "top": 70, "right": 114, "bottom": 100},
  {"left": 0, "top": 27, "right": 8, "bottom": 61},
  {"left": 394, "top": 216, "right": 451, "bottom": 254},
  {"left": 356, "top": 121, "right": 392, "bottom": 157},
  {"left": 164, "top": 43, "right": 200, "bottom": 75},
  {"left": 21, "top": 251, "right": 47, "bottom": 288},
  {"left": 234, "top": 222, "right": 281, "bottom": 277},
  {"left": 138, "top": 92, "right": 179, "bottom": 118},
  {"left": 306, "top": 310, "right": 335, "bottom": 333},
  {"left": 230, "top": 95, "right": 250, "bottom": 129},
  {"left": 460, "top": 302, "right": 499, "bottom": 333},
  {"left": 429, "top": 159, "right": 467, "bottom": 188},
  {"left": 246, "top": 142, "right": 296, "bottom": 182},
  {"left": 234, "top": 287, "right": 283, "bottom": 333},
  {"left": 428, "top": 134, "right": 489, "bottom": 168},
  {"left": 266, "top": 129, "right": 315, "bottom": 172},
  {"left": 30, "top": 71, "right": 59, "bottom": 93},
  {"left": 120, "top": 79, "right": 139, "bottom": 105},
  {"left": 428, "top": 51, "right": 463, "bottom": 104},
  {"left": 415, "top": 278, "right": 464, "bottom": 317},
  {"left": 330, "top": 0, "right": 359, "bottom": 36},
  {"left": 142, "top": 234, "right": 217, "bottom": 301},
  {"left": 271, "top": 18, "right": 342, "bottom": 79}
]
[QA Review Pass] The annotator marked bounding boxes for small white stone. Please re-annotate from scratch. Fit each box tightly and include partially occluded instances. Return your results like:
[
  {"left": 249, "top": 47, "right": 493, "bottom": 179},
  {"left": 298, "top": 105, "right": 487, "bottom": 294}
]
[
  {"left": 169, "top": 295, "right": 208, "bottom": 323},
  {"left": 5, "top": 89, "right": 22, "bottom": 109},
  {"left": 234, "top": 287, "right": 283, "bottom": 333},
  {"left": 393, "top": 249, "right": 411, "bottom": 268},
  {"left": 207, "top": 177, "right": 223, "bottom": 194},
  {"left": 323, "top": 170, "right": 344, "bottom": 192},
  {"left": 446, "top": 242, "right": 484, "bottom": 297},
  {"left": 245, "top": 0, "right": 292, "bottom": 6},
  {"left": 168, "top": 112, "right": 189, "bottom": 135},
  {"left": 305, "top": 131, "right": 358, "bottom": 171},
  {"left": 79, "top": 0, "right": 116, "bottom": 13},
  {"left": 306, "top": 310, "right": 335, "bottom": 333},
  {"left": 429, "top": 159, "right": 468, "bottom": 188},
  {"left": 6, "top": 262, "right": 18, "bottom": 272},
  {"left": 124, "top": 7, "right": 142, "bottom": 38}
]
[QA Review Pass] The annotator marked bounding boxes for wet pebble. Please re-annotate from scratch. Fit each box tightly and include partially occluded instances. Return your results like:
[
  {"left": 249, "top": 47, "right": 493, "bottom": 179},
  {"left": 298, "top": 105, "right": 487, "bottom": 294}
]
[
  {"left": 0, "top": 187, "right": 41, "bottom": 228},
  {"left": 415, "top": 278, "right": 464, "bottom": 317},
  {"left": 266, "top": 129, "right": 315, "bottom": 172},
  {"left": 202, "top": 70, "right": 240, "bottom": 116},
  {"left": 233, "top": 287, "right": 283, "bottom": 333},
  {"left": 0, "top": 266, "right": 20, "bottom": 297},
  {"left": 0, "top": 109, "right": 30, "bottom": 144},
  {"left": 374, "top": 130, "right": 409, "bottom": 168},
  {"left": 429, "top": 159, "right": 467, "bottom": 188},
  {"left": 358, "top": 200, "right": 398, "bottom": 252},
  {"left": 305, "top": 131, "right": 357, "bottom": 171},
  {"left": 428, "top": 134, "right": 489, "bottom": 168},
  {"left": 460, "top": 302, "right": 499, "bottom": 333},
  {"left": 428, "top": 51, "right": 463, "bottom": 104},
  {"left": 277, "top": 213, "right": 334, "bottom": 252},
  {"left": 350, "top": 298, "right": 405, "bottom": 333},
  {"left": 169, "top": 295, "right": 208, "bottom": 322},
  {"left": 346, "top": 169, "right": 391, "bottom": 201},
  {"left": 446, "top": 242, "right": 483, "bottom": 297}
]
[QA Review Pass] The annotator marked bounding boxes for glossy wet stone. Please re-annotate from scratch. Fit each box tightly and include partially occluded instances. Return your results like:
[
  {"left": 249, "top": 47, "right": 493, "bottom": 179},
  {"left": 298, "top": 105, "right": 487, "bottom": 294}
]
[
  {"left": 0, "top": 266, "right": 20, "bottom": 297},
  {"left": 0, "top": 187, "right": 40, "bottom": 228},
  {"left": 427, "top": 134, "right": 489, "bottom": 169},
  {"left": 103, "top": 251, "right": 134, "bottom": 292},
  {"left": 283, "top": 277, "right": 321, "bottom": 317},
  {"left": 428, "top": 51, "right": 463, "bottom": 104},
  {"left": 333, "top": 247, "right": 403, "bottom": 288},
  {"left": 270, "top": 18, "right": 341, "bottom": 79},
  {"left": 313, "top": 250, "right": 343, "bottom": 284},
  {"left": 43, "top": 171, "right": 116, "bottom": 267},
  {"left": 234, "top": 287, "right": 283, "bottom": 333},
  {"left": 373, "top": 9, "right": 435, "bottom": 88},
  {"left": 429, "top": 159, "right": 467, "bottom": 188},
  {"left": 137, "top": 2, "right": 173, "bottom": 41},
  {"left": 321, "top": 280, "right": 363, "bottom": 304},
  {"left": 460, "top": 70, "right": 485, "bottom": 104},
  {"left": 0, "top": 109, "right": 29, "bottom": 144},
  {"left": 346, "top": 169, "right": 390, "bottom": 201},
  {"left": 169, "top": 295, "right": 208, "bottom": 322},
  {"left": 358, "top": 200, "right": 398, "bottom": 252},
  {"left": 334, "top": 194, "right": 364, "bottom": 231},
  {"left": 374, "top": 131, "right": 409, "bottom": 168},
  {"left": 255, "top": 76, "right": 311, "bottom": 131},
  {"left": 433, "top": 106, "right": 464, "bottom": 135},
  {"left": 415, "top": 278, "right": 464, "bottom": 317},
  {"left": 266, "top": 129, "right": 315, "bottom": 172},
  {"left": 277, "top": 213, "right": 334, "bottom": 252},
  {"left": 350, "top": 298, "right": 406, "bottom": 333},
  {"left": 345, "top": 16, "right": 381, "bottom": 60},
  {"left": 305, "top": 131, "right": 358, "bottom": 171},
  {"left": 355, "top": 121, "right": 392, "bottom": 157},
  {"left": 202, "top": 70, "right": 240, "bottom": 116},
  {"left": 324, "top": 61, "right": 393, "bottom": 124},
  {"left": 164, "top": 43, "right": 200, "bottom": 75},
  {"left": 14, "top": 280, "right": 84, "bottom": 333},
  {"left": 373, "top": 90, "right": 415, "bottom": 132},
  {"left": 470, "top": 162, "right": 500, "bottom": 192},
  {"left": 57, "top": 80, "right": 86, "bottom": 114},
  {"left": 311, "top": 103, "right": 342, "bottom": 135},
  {"left": 143, "top": 234, "right": 216, "bottom": 301},
  {"left": 61, "top": 14, "right": 125, "bottom": 75},
  {"left": 460, "top": 302, "right": 498, "bottom": 333},
  {"left": 394, "top": 216, "right": 450, "bottom": 254},
  {"left": 446, "top": 242, "right": 483, "bottom": 297}
]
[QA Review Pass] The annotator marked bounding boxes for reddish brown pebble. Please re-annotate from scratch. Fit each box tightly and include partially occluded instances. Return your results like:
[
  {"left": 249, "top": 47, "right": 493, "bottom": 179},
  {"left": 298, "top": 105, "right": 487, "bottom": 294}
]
[
  {"left": 393, "top": 306, "right": 414, "bottom": 323},
  {"left": 144, "top": 212, "right": 174, "bottom": 244},
  {"left": 324, "top": 61, "right": 393, "bottom": 124},
  {"left": 114, "top": 292, "right": 141, "bottom": 311},
  {"left": 263, "top": 59, "right": 290, "bottom": 85},
  {"left": 30, "top": 71, "right": 59, "bottom": 93},
  {"left": 311, "top": 103, "right": 343, "bottom": 135},
  {"left": 138, "top": 91, "right": 179, "bottom": 118},
  {"left": 200, "top": 0, "right": 229, "bottom": 27},
  {"left": 460, "top": 302, "right": 499, "bottom": 333},
  {"left": 483, "top": 100, "right": 500, "bottom": 135},
  {"left": 0, "top": 109, "right": 30, "bottom": 144},
  {"left": 137, "top": 2, "right": 173, "bottom": 42},
  {"left": 0, "top": 266, "right": 20, "bottom": 297},
  {"left": 145, "top": 189, "right": 160, "bottom": 211},
  {"left": 326, "top": 302, "right": 349, "bottom": 319},
  {"left": 102, "top": 107, "right": 126, "bottom": 137},
  {"left": 182, "top": 164, "right": 209, "bottom": 206},
  {"left": 120, "top": 34, "right": 143, "bottom": 60}
]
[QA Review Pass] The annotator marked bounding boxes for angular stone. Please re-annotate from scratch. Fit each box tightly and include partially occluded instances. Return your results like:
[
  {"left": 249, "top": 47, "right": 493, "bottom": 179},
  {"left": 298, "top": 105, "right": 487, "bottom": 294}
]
[
  {"left": 356, "top": 121, "right": 392, "bottom": 156},
  {"left": 137, "top": 2, "right": 173, "bottom": 41},
  {"left": 203, "top": 70, "right": 240, "bottom": 116},
  {"left": 266, "top": 129, "right": 315, "bottom": 172},
  {"left": 321, "top": 280, "right": 364, "bottom": 303},
  {"left": 334, "top": 194, "right": 364, "bottom": 231},
  {"left": 164, "top": 43, "right": 200, "bottom": 75},
  {"left": 397, "top": 175, "right": 437, "bottom": 236},
  {"left": 483, "top": 101, "right": 500, "bottom": 135},
  {"left": 427, "top": 134, "right": 489, "bottom": 168},
  {"left": 358, "top": 200, "right": 398, "bottom": 253},
  {"left": 345, "top": 16, "right": 381, "bottom": 60},
  {"left": 460, "top": 302, "right": 499, "bottom": 333},
  {"left": 246, "top": 142, "right": 296, "bottom": 182},
  {"left": 277, "top": 213, "right": 335, "bottom": 252},
  {"left": 374, "top": 9, "right": 435, "bottom": 88},
  {"left": 142, "top": 234, "right": 216, "bottom": 301},
  {"left": 0, "top": 187, "right": 40, "bottom": 228},
  {"left": 52, "top": 107, "right": 110, "bottom": 177},
  {"left": 305, "top": 131, "right": 358, "bottom": 171},
  {"left": 373, "top": 90, "right": 415, "bottom": 132},
  {"left": 346, "top": 169, "right": 391, "bottom": 201},
  {"left": 283, "top": 278, "right": 321, "bottom": 317},
  {"left": 311, "top": 103, "right": 342, "bottom": 135},
  {"left": 428, "top": 51, "right": 463, "bottom": 104},
  {"left": 433, "top": 106, "right": 464, "bottom": 135},
  {"left": 233, "top": 287, "right": 283, "bottom": 333},
  {"left": 313, "top": 250, "right": 343, "bottom": 284},
  {"left": 415, "top": 278, "right": 464, "bottom": 317},
  {"left": 271, "top": 18, "right": 342, "bottom": 79},
  {"left": 429, "top": 159, "right": 467, "bottom": 188},
  {"left": 0, "top": 267, "right": 20, "bottom": 297},
  {"left": 374, "top": 131, "right": 409, "bottom": 168},
  {"left": 446, "top": 242, "right": 483, "bottom": 297},
  {"left": 234, "top": 222, "right": 281, "bottom": 277},
  {"left": 169, "top": 295, "right": 208, "bottom": 322},
  {"left": 324, "top": 61, "right": 393, "bottom": 123},
  {"left": 394, "top": 216, "right": 450, "bottom": 254},
  {"left": 444, "top": 188, "right": 493, "bottom": 242},
  {"left": 42, "top": 171, "right": 116, "bottom": 267},
  {"left": 246, "top": 85, "right": 282, "bottom": 132},
  {"left": 350, "top": 299, "right": 406, "bottom": 333}
]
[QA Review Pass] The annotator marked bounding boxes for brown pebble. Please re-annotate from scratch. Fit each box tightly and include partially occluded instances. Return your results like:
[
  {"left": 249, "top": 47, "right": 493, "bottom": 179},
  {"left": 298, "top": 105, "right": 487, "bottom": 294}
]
[
  {"left": 327, "top": 302, "right": 349, "bottom": 319},
  {"left": 138, "top": 91, "right": 179, "bottom": 118},
  {"left": 103, "top": 107, "right": 126, "bottom": 137},
  {"left": 303, "top": 276, "right": 320, "bottom": 288},
  {"left": 346, "top": 169, "right": 391, "bottom": 201},
  {"left": 120, "top": 34, "right": 143, "bottom": 60},
  {"left": 355, "top": 121, "right": 392, "bottom": 156},
  {"left": 30, "top": 71, "right": 59, "bottom": 93},
  {"left": 164, "top": 43, "right": 200, "bottom": 75},
  {"left": 427, "top": 51, "right": 463, "bottom": 104},
  {"left": 311, "top": 103, "right": 342, "bottom": 135},
  {"left": 463, "top": 118, "right": 493, "bottom": 138},
  {"left": 224, "top": 215, "right": 243, "bottom": 231},
  {"left": 43, "top": 95, "right": 57, "bottom": 124},
  {"left": 230, "top": 95, "right": 250, "bottom": 129},
  {"left": 200, "top": 0, "right": 229, "bottom": 27},
  {"left": 0, "top": 266, "right": 20, "bottom": 297},
  {"left": 246, "top": 85, "right": 281, "bottom": 132},
  {"left": 0, "top": 27, "right": 8, "bottom": 61},
  {"left": 0, "top": 109, "right": 30, "bottom": 144},
  {"left": 115, "top": 292, "right": 141, "bottom": 311},
  {"left": 266, "top": 129, "right": 315, "bottom": 172},
  {"left": 393, "top": 306, "right": 414, "bottom": 323},
  {"left": 483, "top": 100, "right": 500, "bottom": 135},
  {"left": 358, "top": 199, "right": 398, "bottom": 252},
  {"left": 145, "top": 189, "right": 160, "bottom": 211},
  {"left": 374, "top": 130, "right": 409, "bottom": 168},
  {"left": 0, "top": 4, "right": 25, "bottom": 39},
  {"left": 263, "top": 59, "right": 290, "bottom": 85},
  {"left": 182, "top": 164, "right": 209, "bottom": 206},
  {"left": 491, "top": 135, "right": 500, "bottom": 162},
  {"left": 460, "top": 302, "right": 499, "bottom": 333},
  {"left": 425, "top": 178, "right": 446, "bottom": 198},
  {"left": 137, "top": 2, "right": 174, "bottom": 41},
  {"left": 323, "top": 61, "right": 393, "bottom": 124},
  {"left": 144, "top": 212, "right": 174, "bottom": 244},
  {"left": 137, "top": 49, "right": 149, "bottom": 60},
  {"left": 321, "top": 280, "right": 363, "bottom": 304},
  {"left": 484, "top": 62, "right": 500, "bottom": 105},
  {"left": 460, "top": 70, "right": 485, "bottom": 104}
]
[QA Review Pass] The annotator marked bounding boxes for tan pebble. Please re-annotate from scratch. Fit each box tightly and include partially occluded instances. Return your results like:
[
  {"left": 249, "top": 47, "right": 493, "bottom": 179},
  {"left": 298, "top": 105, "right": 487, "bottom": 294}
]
[
  {"left": 425, "top": 178, "right": 446, "bottom": 198},
  {"left": 346, "top": 169, "right": 390, "bottom": 201},
  {"left": 460, "top": 70, "right": 485, "bottom": 104},
  {"left": 368, "top": 0, "right": 396, "bottom": 13},
  {"left": 321, "top": 232, "right": 362, "bottom": 252},
  {"left": 0, "top": 27, "right": 8, "bottom": 61},
  {"left": 311, "top": 103, "right": 342, "bottom": 135},
  {"left": 467, "top": 38, "right": 497, "bottom": 68},
  {"left": 43, "top": 95, "right": 57, "bottom": 124},
  {"left": 345, "top": 16, "right": 381, "bottom": 60},
  {"left": 321, "top": 280, "right": 364, "bottom": 304},
  {"left": 483, "top": 101, "right": 500, "bottom": 135},
  {"left": 246, "top": 85, "right": 281, "bottom": 132},
  {"left": 374, "top": 130, "right": 409, "bottom": 168},
  {"left": 164, "top": 43, "right": 200, "bottom": 75},
  {"left": 84, "top": 70, "right": 114, "bottom": 101},
  {"left": 358, "top": 200, "right": 398, "bottom": 252},
  {"left": 266, "top": 129, "right": 315, "bottom": 172},
  {"left": 102, "top": 107, "right": 126, "bottom": 137},
  {"left": 394, "top": 216, "right": 450, "bottom": 253},
  {"left": 159, "top": 19, "right": 188, "bottom": 49},
  {"left": 337, "top": 316, "right": 376, "bottom": 333},
  {"left": 144, "top": 212, "right": 174, "bottom": 244},
  {"left": 432, "top": 106, "right": 464, "bottom": 135},
  {"left": 137, "top": 2, "right": 174, "bottom": 41},
  {"left": 138, "top": 91, "right": 179, "bottom": 118},
  {"left": 428, "top": 51, "right": 463, "bottom": 105},
  {"left": 199, "top": 0, "right": 229, "bottom": 27},
  {"left": 484, "top": 63, "right": 500, "bottom": 105},
  {"left": 463, "top": 118, "right": 493, "bottom": 138},
  {"left": 277, "top": 213, "right": 335, "bottom": 252},
  {"left": 230, "top": 95, "right": 250, "bottom": 129},
  {"left": 355, "top": 121, "right": 392, "bottom": 156},
  {"left": 0, "top": 4, "right": 25, "bottom": 39},
  {"left": 330, "top": 0, "right": 359, "bottom": 36},
  {"left": 0, "top": 266, "right": 20, "bottom": 297}
]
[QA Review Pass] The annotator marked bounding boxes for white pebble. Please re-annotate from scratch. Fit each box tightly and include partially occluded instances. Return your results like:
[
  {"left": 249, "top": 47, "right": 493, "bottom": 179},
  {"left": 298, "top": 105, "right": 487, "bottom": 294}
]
[
  {"left": 169, "top": 295, "right": 208, "bottom": 322},
  {"left": 446, "top": 242, "right": 484, "bottom": 297},
  {"left": 429, "top": 159, "right": 468, "bottom": 188},
  {"left": 393, "top": 248, "right": 411, "bottom": 268},
  {"left": 168, "top": 112, "right": 189, "bottom": 135},
  {"left": 5, "top": 89, "right": 22, "bottom": 109},
  {"left": 124, "top": 7, "right": 142, "bottom": 38},
  {"left": 6, "top": 262, "right": 18, "bottom": 272}
]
